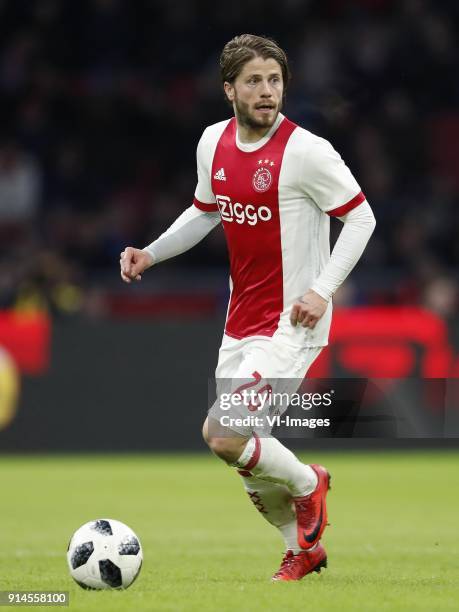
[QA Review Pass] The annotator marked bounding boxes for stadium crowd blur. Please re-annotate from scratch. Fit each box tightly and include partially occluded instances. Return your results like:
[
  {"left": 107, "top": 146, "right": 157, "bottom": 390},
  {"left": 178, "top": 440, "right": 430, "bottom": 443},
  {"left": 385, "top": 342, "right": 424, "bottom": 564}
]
[{"left": 0, "top": 0, "right": 458, "bottom": 320}]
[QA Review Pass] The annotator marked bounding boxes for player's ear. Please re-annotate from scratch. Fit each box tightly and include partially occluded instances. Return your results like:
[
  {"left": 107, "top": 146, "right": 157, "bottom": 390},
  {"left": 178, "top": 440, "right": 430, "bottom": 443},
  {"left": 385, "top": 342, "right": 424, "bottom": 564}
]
[{"left": 223, "top": 81, "right": 235, "bottom": 103}]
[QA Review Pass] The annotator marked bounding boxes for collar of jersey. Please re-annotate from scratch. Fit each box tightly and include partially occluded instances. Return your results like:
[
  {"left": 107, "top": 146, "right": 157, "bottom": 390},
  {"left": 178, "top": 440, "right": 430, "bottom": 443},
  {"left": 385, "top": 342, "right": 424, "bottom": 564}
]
[{"left": 235, "top": 113, "right": 284, "bottom": 153}]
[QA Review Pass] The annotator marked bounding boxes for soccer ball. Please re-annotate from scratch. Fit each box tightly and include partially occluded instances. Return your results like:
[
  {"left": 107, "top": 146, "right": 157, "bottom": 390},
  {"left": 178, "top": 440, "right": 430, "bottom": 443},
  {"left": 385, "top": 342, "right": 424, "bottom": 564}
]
[{"left": 67, "top": 518, "right": 143, "bottom": 590}]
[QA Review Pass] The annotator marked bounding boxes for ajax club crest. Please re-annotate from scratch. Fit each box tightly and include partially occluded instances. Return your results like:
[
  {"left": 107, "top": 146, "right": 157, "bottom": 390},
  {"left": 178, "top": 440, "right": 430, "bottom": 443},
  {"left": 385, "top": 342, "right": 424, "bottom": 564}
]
[{"left": 252, "top": 159, "right": 274, "bottom": 192}]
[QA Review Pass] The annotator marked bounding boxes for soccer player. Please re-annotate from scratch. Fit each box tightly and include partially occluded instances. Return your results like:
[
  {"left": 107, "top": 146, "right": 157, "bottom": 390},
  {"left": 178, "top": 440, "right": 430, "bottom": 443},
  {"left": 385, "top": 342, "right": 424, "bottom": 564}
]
[{"left": 120, "top": 34, "right": 375, "bottom": 581}]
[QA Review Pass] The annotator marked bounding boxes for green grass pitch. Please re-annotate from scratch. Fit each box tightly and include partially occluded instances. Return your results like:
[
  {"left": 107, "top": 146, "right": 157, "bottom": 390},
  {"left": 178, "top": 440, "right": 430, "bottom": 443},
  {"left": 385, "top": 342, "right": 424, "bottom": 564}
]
[{"left": 1, "top": 451, "right": 458, "bottom": 611}]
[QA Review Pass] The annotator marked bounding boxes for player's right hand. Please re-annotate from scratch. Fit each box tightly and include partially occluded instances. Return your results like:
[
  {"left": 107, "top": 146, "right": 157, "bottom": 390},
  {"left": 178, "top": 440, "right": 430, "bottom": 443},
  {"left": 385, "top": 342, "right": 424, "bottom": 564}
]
[{"left": 120, "top": 247, "right": 154, "bottom": 283}]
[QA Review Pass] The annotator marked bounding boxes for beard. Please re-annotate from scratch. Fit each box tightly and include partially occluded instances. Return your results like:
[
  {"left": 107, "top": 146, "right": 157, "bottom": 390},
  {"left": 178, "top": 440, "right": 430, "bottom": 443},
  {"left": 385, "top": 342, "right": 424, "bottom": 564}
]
[{"left": 234, "top": 95, "right": 282, "bottom": 131}]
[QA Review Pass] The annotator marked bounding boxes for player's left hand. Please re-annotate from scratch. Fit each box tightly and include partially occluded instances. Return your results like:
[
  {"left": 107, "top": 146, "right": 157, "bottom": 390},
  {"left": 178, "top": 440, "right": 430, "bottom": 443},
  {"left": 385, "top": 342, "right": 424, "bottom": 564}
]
[{"left": 290, "top": 289, "right": 328, "bottom": 329}]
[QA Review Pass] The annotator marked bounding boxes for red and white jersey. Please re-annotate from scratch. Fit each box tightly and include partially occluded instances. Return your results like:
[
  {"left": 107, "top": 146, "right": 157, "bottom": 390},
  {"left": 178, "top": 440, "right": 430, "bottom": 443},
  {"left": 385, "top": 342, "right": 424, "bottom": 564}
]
[{"left": 193, "top": 113, "right": 365, "bottom": 347}]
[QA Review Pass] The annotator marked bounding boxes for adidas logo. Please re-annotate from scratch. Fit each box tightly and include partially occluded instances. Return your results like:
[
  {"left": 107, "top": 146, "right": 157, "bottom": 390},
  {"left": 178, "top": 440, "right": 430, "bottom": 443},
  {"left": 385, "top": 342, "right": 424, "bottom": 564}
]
[{"left": 214, "top": 168, "right": 226, "bottom": 181}]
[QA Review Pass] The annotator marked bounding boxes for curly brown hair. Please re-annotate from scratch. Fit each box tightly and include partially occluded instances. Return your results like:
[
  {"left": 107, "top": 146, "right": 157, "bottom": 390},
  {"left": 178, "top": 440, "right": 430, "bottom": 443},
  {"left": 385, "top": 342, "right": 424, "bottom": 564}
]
[{"left": 220, "top": 34, "right": 291, "bottom": 92}]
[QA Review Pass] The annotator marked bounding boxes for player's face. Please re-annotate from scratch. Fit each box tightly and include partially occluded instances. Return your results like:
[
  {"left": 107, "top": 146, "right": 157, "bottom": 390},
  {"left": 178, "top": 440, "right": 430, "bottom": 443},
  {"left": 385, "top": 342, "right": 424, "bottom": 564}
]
[{"left": 225, "top": 57, "right": 284, "bottom": 132}]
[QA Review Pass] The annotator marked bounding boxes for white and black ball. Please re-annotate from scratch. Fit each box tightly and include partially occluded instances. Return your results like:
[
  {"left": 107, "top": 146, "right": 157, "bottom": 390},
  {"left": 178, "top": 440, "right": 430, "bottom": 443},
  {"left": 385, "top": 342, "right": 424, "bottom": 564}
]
[{"left": 67, "top": 519, "right": 143, "bottom": 590}]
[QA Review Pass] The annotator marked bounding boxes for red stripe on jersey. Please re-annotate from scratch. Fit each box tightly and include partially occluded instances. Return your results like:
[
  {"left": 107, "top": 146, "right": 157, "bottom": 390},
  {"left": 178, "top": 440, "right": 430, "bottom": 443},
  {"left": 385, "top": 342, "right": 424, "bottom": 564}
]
[
  {"left": 193, "top": 196, "right": 219, "bottom": 212},
  {"left": 211, "top": 117, "right": 298, "bottom": 339},
  {"left": 327, "top": 191, "right": 366, "bottom": 217}
]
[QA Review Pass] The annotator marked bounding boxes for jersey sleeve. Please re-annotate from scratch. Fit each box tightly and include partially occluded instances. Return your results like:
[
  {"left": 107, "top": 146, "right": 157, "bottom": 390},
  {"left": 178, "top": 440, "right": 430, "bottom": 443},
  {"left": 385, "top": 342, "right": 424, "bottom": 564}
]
[
  {"left": 310, "top": 200, "right": 376, "bottom": 300},
  {"left": 194, "top": 128, "right": 219, "bottom": 213},
  {"left": 301, "top": 137, "right": 365, "bottom": 217},
  {"left": 143, "top": 204, "right": 221, "bottom": 264}
]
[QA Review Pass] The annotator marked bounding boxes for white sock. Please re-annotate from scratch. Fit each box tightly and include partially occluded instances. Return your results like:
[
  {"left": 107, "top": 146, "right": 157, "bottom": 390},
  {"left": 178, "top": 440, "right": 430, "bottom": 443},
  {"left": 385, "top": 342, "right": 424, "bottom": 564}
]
[
  {"left": 237, "top": 470, "right": 302, "bottom": 554},
  {"left": 278, "top": 521, "right": 302, "bottom": 554},
  {"left": 233, "top": 435, "right": 318, "bottom": 498}
]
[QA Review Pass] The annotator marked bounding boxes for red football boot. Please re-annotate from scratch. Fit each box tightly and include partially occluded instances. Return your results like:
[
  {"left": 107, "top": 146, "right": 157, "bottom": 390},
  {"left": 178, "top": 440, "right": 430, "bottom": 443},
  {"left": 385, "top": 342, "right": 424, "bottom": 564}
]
[
  {"left": 294, "top": 464, "right": 331, "bottom": 550},
  {"left": 272, "top": 544, "right": 327, "bottom": 581}
]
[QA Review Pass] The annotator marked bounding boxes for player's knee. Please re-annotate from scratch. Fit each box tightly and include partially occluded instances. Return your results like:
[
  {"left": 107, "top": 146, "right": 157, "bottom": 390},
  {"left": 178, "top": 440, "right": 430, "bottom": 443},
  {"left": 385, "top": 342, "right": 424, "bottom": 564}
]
[
  {"left": 206, "top": 436, "right": 233, "bottom": 461},
  {"left": 206, "top": 435, "right": 246, "bottom": 463},
  {"left": 202, "top": 417, "right": 248, "bottom": 462},
  {"left": 202, "top": 419, "right": 210, "bottom": 445}
]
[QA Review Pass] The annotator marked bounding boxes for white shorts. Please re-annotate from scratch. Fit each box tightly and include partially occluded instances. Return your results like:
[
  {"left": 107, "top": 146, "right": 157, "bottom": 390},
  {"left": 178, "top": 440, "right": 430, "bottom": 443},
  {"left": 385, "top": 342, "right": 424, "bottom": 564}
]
[{"left": 208, "top": 333, "right": 322, "bottom": 437}]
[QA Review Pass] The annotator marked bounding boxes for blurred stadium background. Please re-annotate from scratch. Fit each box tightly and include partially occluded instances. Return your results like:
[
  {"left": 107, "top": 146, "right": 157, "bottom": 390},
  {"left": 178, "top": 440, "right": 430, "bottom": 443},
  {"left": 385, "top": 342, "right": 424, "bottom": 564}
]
[{"left": 0, "top": 0, "right": 458, "bottom": 450}]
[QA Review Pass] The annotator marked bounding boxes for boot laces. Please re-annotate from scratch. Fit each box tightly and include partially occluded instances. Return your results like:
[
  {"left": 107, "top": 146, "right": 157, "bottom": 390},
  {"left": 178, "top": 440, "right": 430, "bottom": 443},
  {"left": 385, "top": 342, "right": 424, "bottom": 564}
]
[{"left": 273, "top": 550, "right": 295, "bottom": 578}]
